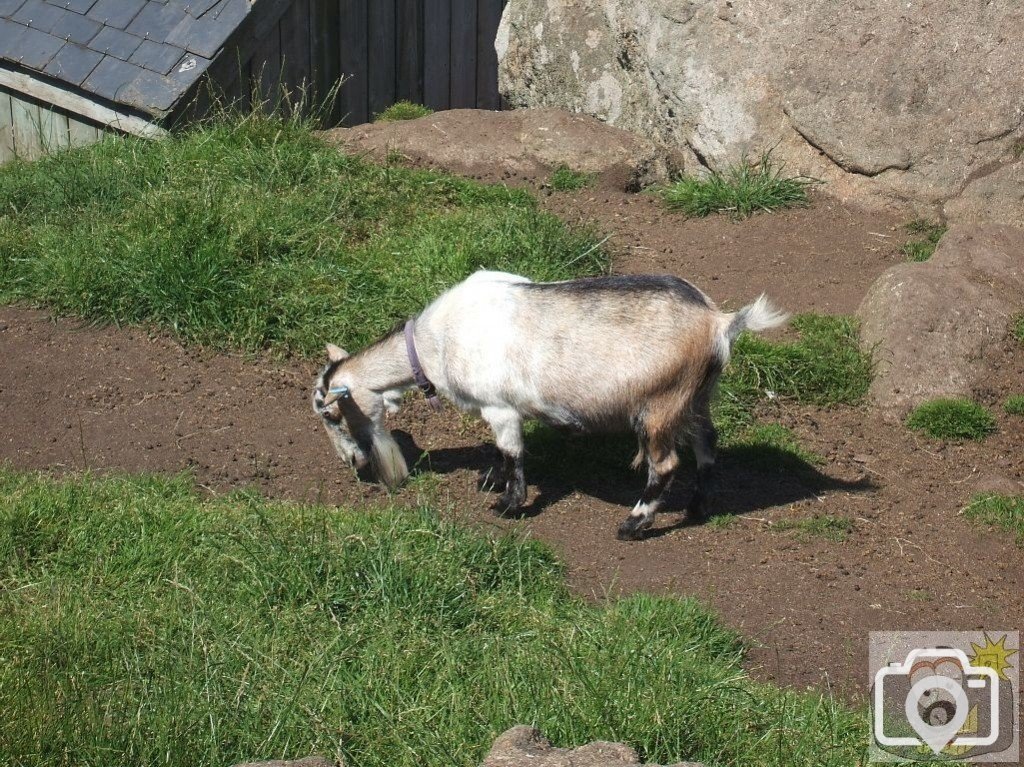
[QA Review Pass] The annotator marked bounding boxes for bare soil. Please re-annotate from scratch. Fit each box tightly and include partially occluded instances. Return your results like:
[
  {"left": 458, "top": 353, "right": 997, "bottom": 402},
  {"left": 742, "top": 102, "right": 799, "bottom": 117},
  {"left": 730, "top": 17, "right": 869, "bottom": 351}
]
[{"left": 2, "top": 185, "right": 1022, "bottom": 704}]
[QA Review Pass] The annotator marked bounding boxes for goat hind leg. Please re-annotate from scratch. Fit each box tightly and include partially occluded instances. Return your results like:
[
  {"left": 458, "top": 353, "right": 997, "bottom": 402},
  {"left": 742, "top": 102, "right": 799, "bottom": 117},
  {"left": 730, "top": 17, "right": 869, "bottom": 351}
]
[
  {"left": 617, "top": 437, "right": 679, "bottom": 541},
  {"left": 685, "top": 405, "right": 718, "bottom": 521}
]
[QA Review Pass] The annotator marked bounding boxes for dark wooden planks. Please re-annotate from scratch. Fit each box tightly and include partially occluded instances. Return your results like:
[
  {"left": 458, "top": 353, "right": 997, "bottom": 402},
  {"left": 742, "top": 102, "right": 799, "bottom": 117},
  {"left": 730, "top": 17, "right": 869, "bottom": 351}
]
[
  {"left": 367, "top": 0, "right": 397, "bottom": 119},
  {"left": 279, "top": 0, "right": 312, "bottom": 112},
  {"left": 475, "top": 0, "right": 502, "bottom": 109},
  {"left": 337, "top": 0, "right": 369, "bottom": 125},
  {"left": 422, "top": 0, "right": 450, "bottom": 110},
  {"left": 449, "top": 0, "right": 477, "bottom": 108},
  {"left": 396, "top": 0, "right": 423, "bottom": 104},
  {"left": 311, "top": 0, "right": 342, "bottom": 123}
]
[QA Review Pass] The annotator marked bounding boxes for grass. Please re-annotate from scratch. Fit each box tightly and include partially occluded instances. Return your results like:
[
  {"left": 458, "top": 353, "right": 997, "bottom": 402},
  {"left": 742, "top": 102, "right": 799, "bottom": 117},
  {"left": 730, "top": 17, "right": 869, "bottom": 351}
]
[
  {"left": 0, "top": 113, "right": 606, "bottom": 357},
  {"left": 660, "top": 152, "right": 817, "bottom": 219},
  {"left": 1005, "top": 395, "right": 1024, "bottom": 416},
  {"left": 373, "top": 101, "right": 433, "bottom": 122},
  {"left": 548, "top": 165, "right": 594, "bottom": 191},
  {"left": 1012, "top": 313, "right": 1024, "bottom": 344},
  {"left": 905, "top": 398, "right": 996, "bottom": 441},
  {"left": 962, "top": 494, "right": 1024, "bottom": 546},
  {"left": 772, "top": 513, "right": 854, "bottom": 542},
  {"left": 0, "top": 469, "right": 868, "bottom": 767},
  {"left": 900, "top": 219, "right": 946, "bottom": 262}
]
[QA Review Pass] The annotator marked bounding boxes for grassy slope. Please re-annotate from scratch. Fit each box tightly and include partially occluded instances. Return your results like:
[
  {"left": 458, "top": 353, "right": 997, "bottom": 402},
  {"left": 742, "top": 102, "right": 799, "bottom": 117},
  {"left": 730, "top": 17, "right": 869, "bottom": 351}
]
[
  {"left": 0, "top": 114, "right": 605, "bottom": 357},
  {"left": 0, "top": 470, "right": 866, "bottom": 767}
]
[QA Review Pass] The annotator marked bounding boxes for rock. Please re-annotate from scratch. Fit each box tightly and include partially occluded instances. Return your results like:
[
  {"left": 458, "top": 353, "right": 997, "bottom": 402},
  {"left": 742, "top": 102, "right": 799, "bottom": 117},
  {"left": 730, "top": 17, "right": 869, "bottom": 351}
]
[
  {"left": 319, "top": 108, "right": 681, "bottom": 191},
  {"left": 497, "top": 0, "right": 1024, "bottom": 212},
  {"left": 857, "top": 225, "right": 1024, "bottom": 415},
  {"left": 230, "top": 758, "right": 334, "bottom": 767},
  {"left": 481, "top": 725, "right": 704, "bottom": 767},
  {"left": 945, "top": 159, "right": 1024, "bottom": 229}
]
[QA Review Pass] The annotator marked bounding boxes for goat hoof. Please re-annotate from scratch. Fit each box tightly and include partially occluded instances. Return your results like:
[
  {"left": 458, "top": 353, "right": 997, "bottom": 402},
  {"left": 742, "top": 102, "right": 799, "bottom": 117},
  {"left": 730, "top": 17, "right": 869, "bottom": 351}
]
[
  {"left": 617, "top": 517, "right": 652, "bottom": 541},
  {"left": 491, "top": 496, "right": 524, "bottom": 518},
  {"left": 686, "top": 495, "right": 711, "bottom": 522}
]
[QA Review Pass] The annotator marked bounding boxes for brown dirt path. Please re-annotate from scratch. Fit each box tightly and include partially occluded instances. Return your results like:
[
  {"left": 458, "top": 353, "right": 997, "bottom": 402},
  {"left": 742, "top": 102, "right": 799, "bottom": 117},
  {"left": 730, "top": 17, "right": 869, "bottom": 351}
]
[{"left": 2, "top": 298, "right": 1022, "bottom": 701}]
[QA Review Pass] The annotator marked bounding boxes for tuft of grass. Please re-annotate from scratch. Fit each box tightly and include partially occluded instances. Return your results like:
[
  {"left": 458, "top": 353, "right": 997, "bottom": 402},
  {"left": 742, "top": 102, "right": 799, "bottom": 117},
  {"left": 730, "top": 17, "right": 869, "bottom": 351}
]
[
  {"left": 905, "top": 398, "right": 996, "bottom": 441},
  {"left": 715, "top": 314, "right": 872, "bottom": 438},
  {"left": 373, "top": 100, "right": 433, "bottom": 122},
  {"left": 900, "top": 219, "right": 946, "bottom": 262},
  {"left": 707, "top": 513, "right": 740, "bottom": 529},
  {"left": 772, "top": 513, "right": 854, "bottom": 542},
  {"left": 0, "top": 470, "right": 868, "bottom": 767},
  {"left": 548, "top": 165, "right": 594, "bottom": 192},
  {"left": 660, "top": 152, "right": 818, "bottom": 219},
  {"left": 962, "top": 494, "right": 1024, "bottom": 546},
  {"left": 0, "top": 114, "right": 606, "bottom": 357},
  {"left": 1012, "top": 313, "right": 1024, "bottom": 344},
  {"left": 1005, "top": 395, "right": 1024, "bottom": 416}
]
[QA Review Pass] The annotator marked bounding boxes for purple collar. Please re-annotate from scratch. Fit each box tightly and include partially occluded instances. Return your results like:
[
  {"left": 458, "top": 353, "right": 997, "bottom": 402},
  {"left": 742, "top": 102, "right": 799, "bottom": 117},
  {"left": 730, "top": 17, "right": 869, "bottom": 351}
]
[{"left": 404, "top": 319, "right": 442, "bottom": 411}]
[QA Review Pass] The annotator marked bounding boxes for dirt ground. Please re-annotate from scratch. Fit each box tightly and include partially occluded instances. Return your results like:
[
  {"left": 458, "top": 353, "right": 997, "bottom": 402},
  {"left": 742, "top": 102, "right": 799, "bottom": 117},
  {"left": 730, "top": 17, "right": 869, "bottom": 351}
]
[{"left": 2, "top": 183, "right": 1023, "bottom": 704}]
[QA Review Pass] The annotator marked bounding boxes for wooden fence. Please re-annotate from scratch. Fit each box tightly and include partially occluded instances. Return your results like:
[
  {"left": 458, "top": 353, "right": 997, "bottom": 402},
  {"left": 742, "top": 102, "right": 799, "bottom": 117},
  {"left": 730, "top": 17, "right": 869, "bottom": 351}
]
[{"left": 216, "top": 0, "right": 508, "bottom": 127}]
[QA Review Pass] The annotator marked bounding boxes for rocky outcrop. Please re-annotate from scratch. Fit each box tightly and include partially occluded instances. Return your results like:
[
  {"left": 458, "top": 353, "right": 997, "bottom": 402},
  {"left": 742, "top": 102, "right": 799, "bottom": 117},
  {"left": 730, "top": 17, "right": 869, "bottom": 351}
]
[
  {"left": 497, "top": 0, "right": 1024, "bottom": 213},
  {"left": 482, "top": 726, "right": 704, "bottom": 767},
  {"left": 320, "top": 108, "right": 682, "bottom": 191},
  {"left": 857, "top": 225, "right": 1024, "bottom": 415}
]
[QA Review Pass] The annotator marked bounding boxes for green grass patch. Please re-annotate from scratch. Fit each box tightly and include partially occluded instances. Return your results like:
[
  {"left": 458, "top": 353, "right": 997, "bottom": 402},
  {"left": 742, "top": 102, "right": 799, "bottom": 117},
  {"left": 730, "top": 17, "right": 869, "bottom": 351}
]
[
  {"left": 373, "top": 101, "right": 433, "bottom": 122},
  {"left": 0, "top": 114, "right": 605, "bottom": 357},
  {"left": 1012, "top": 313, "right": 1024, "bottom": 344},
  {"left": 706, "top": 513, "right": 740, "bottom": 529},
  {"left": 772, "top": 513, "right": 854, "bottom": 542},
  {"left": 1004, "top": 395, "right": 1024, "bottom": 416},
  {"left": 660, "top": 152, "right": 818, "bottom": 219},
  {"left": 900, "top": 219, "right": 946, "bottom": 262},
  {"left": 548, "top": 165, "right": 594, "bottom": 191},
  {"left": 905, "top": 398, "right": 996, "bottom": 441},
  {"left": 962, "top": 494, "right": 1024, "bottom": 546},
  {"left": 0, "top": 470, "right": 867, "bottom": 767}
]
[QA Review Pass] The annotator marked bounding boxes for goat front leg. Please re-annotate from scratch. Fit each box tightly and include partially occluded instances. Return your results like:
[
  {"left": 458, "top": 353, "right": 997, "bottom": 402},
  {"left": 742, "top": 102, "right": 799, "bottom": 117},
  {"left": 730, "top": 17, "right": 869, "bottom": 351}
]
[
  {"left": 482, "top": 407, "right": 526, "bottom": 514},
  {"left": 618, "top": 436, "right": 679, "bottom": 541}
]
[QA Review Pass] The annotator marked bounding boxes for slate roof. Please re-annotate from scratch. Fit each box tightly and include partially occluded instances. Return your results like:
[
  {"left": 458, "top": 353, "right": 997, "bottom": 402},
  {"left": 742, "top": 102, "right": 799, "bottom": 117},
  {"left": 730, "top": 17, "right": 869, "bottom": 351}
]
[{"left": 0, "top": 0, "right": 252, "bottom": 118}]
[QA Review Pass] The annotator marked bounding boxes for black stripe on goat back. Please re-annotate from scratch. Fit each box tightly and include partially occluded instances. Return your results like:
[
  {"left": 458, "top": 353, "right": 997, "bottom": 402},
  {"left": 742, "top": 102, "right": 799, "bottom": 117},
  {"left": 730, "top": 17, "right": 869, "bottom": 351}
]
[{"left": 525, "top": 274, "right": 709, "bottom": 307}]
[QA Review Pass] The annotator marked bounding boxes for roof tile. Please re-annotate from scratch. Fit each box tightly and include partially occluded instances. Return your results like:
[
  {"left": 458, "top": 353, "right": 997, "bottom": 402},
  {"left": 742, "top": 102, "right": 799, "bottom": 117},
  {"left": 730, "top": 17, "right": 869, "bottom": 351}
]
[
  {"left": 125, "top": 1, "right": 186, "bottom": 40},
  {"left": 58, "top": 0, "right": 99, "bottom": 13},
  {"left": 129, "top": 38, "right": 184, "bottom": 75},
  {"left": 47, "top": 8, "right": 101, "bottom": 44},
  {"left": 80, "top": 54, "right": 140, "bottom": 101},
  {"left": 0, "top": 0, "right": 26, "bottom": 16},
  {"left": 85, "top": 0, "right": 145, "bottom": 30},
  {"left": 11, "top": 0, "right": 65, "bottom": 32},
  {"left": 4, "top": 21, "right": 63, "bottom": 68},
  {"left": 42, "top": 41, "right": 102, "bottom": 84},
  {"left": 88, "top": 24, "right": 142, "bottom": 60}
]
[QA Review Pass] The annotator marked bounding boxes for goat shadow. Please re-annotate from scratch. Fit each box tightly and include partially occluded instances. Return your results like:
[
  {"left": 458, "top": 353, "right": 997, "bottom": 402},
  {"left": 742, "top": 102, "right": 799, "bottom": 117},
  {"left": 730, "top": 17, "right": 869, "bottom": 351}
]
[{"left": 390, "top": 428, "right": 874, "bottom": 533}]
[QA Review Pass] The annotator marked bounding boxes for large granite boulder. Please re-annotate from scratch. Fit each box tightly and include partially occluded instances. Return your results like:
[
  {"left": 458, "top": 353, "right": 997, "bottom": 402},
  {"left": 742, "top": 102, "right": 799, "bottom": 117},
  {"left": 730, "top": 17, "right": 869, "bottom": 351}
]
[
  {"left": 857, "top": 225, "right": 1024, "bottom": 415},
  {"left": 497, "top": 0, "right": 1024, "bottom": 213}
]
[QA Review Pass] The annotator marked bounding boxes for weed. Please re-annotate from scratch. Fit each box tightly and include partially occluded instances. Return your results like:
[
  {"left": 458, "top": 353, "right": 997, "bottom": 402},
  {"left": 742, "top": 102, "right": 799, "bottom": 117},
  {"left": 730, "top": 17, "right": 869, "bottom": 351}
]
[
  {"left": 906, "top": 399, "right": 996, "bottom": 441},
  {"left": 1005, "top": 395, "right": 1024, "bottom": 416},
  {"left": 549, "top": 165, "right": 594, "bottom": 191},
  {"left": 772, "top": 513, "right": 854, "bottom": 542},
  {"left": 373, "top": 101, "right": 433, "bottom": 122},
  {"left": 660, "top": 152, "right": 818, "bottom": 219},
  {"left": 900, "top": 219, "right": 946, "bottom": 262},
  {"left": 1012, "top": 313, "right": 1024, "bottom": 344},
  {"left": 962, "top": 494, "right": 1024, "bottom": 546}
]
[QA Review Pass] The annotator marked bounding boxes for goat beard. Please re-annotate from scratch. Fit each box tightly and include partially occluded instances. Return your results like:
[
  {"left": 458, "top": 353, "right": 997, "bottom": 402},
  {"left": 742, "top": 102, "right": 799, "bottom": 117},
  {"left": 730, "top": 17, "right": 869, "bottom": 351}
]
[{"left": 369, "top": 428, "right": 409, "bottom": 490}]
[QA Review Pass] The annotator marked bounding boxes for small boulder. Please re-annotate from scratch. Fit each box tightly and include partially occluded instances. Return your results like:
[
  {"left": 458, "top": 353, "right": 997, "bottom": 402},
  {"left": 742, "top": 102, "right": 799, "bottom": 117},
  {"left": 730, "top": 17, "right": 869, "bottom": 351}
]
[
  {"left": 319, "top": 108, "right": 681, "bottom": 191},
  {"left": 481, "top": 726, "right": 704, "bottom": 767},
  {"left": 857, "top": 224, "right": 1024, "bottom": 416}
]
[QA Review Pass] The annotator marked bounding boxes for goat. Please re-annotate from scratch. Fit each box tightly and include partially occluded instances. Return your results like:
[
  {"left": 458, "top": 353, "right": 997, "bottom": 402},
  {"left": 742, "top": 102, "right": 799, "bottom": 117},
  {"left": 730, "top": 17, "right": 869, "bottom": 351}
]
[{"left": 312, "top": 271, "right": 787, "bottom": 540}]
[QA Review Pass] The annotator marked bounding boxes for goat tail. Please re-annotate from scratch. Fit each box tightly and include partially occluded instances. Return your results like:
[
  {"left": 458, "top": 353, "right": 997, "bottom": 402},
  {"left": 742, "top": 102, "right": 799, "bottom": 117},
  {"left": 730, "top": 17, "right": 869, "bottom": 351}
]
[{"left": 716, "top": 295, "right": 789, "bottom": 361}]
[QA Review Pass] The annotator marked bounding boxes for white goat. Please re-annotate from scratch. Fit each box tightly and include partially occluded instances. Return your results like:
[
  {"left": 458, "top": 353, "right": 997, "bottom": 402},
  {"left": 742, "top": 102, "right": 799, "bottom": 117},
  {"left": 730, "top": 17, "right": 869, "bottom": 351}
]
[{"left": 312, "top": 271, "right": 787, "bottom": 540}]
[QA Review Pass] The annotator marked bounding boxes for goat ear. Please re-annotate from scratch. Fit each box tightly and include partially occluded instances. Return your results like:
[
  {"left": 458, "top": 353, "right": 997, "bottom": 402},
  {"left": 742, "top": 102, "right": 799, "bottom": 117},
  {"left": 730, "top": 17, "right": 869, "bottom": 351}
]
[{"left": 325, "top": 343, "right": 349, "bottom": 363}]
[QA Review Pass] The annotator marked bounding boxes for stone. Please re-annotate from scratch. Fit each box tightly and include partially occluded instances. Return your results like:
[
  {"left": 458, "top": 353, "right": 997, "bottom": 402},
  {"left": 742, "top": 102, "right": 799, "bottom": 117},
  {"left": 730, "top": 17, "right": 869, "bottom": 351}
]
[
  {"left": 857, "top": 225, "right": 1024, "bottom": 415},
  {"left": 497, "top": 0, "right": 1024, "bottom": 213},
  {"left": 481, "top": 725, "right": 704, "bottom": 767},
  {"left": 319, "top": 108, "right": 681, "bottom": 191}
]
